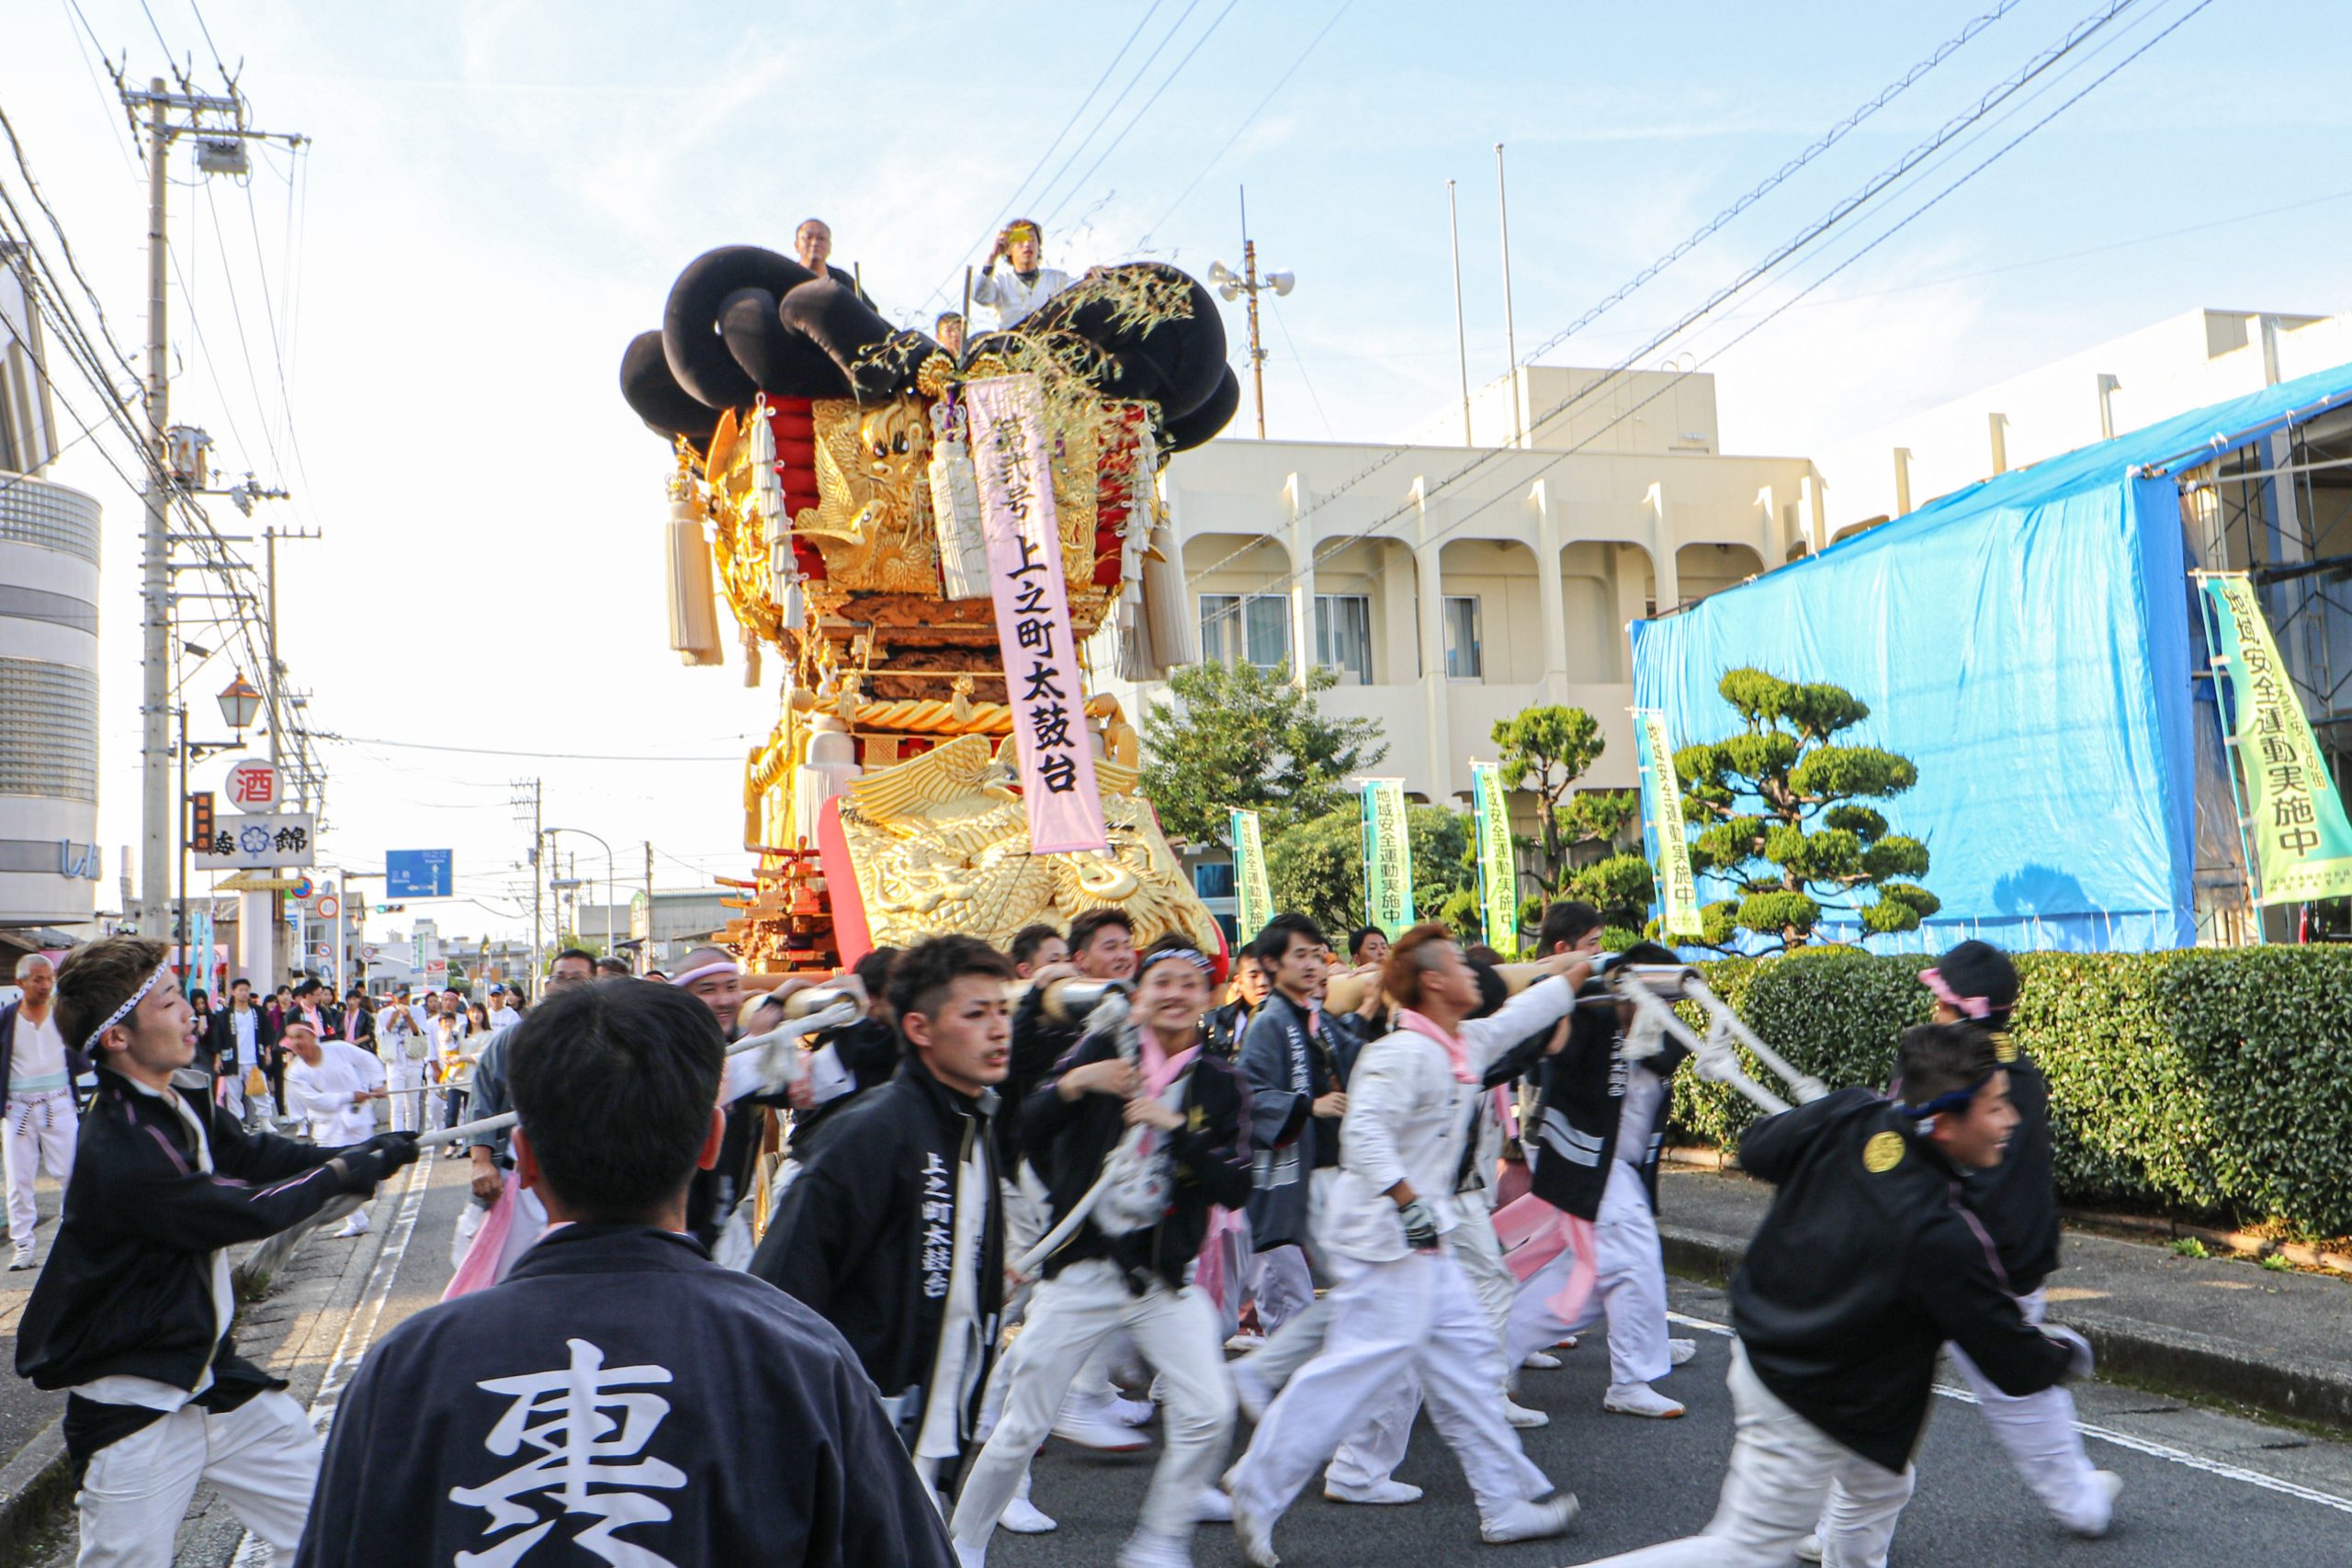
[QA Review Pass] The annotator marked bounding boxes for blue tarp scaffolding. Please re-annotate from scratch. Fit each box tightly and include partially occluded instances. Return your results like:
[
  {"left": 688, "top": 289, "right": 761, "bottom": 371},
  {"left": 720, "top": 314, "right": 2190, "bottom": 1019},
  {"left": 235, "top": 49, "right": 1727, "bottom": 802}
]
[{"left": 1630, "top": 360, "right": 2352, "bottom": 953}]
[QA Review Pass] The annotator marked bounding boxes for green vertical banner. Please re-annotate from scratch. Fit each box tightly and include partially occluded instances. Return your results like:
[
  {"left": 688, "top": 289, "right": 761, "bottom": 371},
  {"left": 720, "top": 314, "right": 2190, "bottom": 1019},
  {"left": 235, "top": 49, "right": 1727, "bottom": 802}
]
[
  {"left": 1470, "top": 761, "right": 1520, "bottom": 956},
  {"left": 1635, "top": 709, "right": 1705, "bottom": 939},
  {"left": 2200, "top": 573, "right": 2352, "bottom": 903},
  {"left": 1361, "top": 778, "right": 1415, "bottom": 937},
  {"left": 1229, "top": 807, "right": 1275, "bottom": 942}
]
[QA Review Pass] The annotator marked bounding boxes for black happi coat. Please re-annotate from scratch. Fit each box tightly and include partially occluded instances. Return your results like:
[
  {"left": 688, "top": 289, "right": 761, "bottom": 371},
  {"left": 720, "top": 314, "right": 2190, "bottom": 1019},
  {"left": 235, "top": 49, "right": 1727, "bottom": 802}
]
[
  {"left": 294, "top": 1225, "right": 953, "bottom": 1568},
  {"left": 1022, "top": 1024, "right": 1254, "bottom": 1291},
  {"left": 17, "top": 1071, "right": 357, "bottom": 1459},
  {"left": 787, "top": 1016, "right": 906, "bottom": 1157},
  {"left": 1528, "top": 988, "right": 1685, "bottom": 1221},
  {"left": 1238, "top": 990, "right": 1356, "bottom": 1249},
  {"left": 1960, "top": 1047, "right": 2062, "bottom": 1294},
  {"left": 1731, "top": 1089, "right": 2075, "bottom": 1472},
  {"left": 752, "top": 1058, "right": 1003, "bottom": 1444}
]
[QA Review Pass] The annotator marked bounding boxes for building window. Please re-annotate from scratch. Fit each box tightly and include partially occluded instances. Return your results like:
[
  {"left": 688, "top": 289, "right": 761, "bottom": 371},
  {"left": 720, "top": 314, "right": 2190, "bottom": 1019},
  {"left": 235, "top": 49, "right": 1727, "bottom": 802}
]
[
  {"left": 1193, "top": 861, "right": 1237, "bottom": 899},
  {"left": 1200, "top": 592, "right": 1292, "bottom": 671},
  {"left": 1442, "top": 595, "right": 1484, "bottom": 681},
  {"left": 1314, "top": 594, "right": 1374, "bottom": 684}
]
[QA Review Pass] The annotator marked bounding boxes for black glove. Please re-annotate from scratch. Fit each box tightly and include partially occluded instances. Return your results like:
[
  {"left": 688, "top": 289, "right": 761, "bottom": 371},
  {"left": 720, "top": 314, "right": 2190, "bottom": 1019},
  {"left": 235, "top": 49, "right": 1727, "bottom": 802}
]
[
  {"left": 1396, "top": 1196, "right": 1441, "bottom": 1251},
  {"left": 335, "top": 1131, "right": 421, "bottom": 1192}
]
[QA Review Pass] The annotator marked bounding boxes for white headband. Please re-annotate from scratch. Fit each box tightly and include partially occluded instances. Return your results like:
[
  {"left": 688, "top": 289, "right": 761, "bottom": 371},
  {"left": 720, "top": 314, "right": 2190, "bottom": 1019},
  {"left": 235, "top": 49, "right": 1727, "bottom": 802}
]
[
  {"left": 670, "top": 961, "right": 741, "bottom": 989},
  {"left": 85, "top": 965, "right": 170, "bottom": 1053}
]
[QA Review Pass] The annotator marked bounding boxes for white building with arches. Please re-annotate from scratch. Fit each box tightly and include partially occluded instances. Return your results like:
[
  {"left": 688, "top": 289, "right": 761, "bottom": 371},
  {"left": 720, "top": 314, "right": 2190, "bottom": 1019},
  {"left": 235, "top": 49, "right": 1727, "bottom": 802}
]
[{"left": 1111, "top": 364, "right": 1821, "bottom": 807}]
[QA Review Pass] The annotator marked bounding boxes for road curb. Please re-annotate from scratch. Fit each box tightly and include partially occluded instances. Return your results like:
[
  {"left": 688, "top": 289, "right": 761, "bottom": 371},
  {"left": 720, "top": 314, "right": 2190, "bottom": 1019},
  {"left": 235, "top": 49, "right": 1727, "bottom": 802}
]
[
  {"left": 0, "top": 1416, "right": 68, "bottom": 1565},
  {"left": 1657, "top": 1222, "right": 2352, "bottom": 1436}
]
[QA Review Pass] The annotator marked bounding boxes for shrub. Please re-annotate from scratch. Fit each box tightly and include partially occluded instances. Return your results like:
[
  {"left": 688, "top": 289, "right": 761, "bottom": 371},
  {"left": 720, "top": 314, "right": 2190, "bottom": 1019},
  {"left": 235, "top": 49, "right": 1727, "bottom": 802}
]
[{"left": 1663, "top": 944, "right": 2352, "bottom": 1240}]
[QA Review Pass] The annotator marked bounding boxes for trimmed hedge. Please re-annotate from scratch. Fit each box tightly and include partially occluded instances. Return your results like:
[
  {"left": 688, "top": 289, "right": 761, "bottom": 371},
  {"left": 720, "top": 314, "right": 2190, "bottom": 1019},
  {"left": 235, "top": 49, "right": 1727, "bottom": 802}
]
[{"left": 1665, "top": 946, "right": 2352, "bottom": 1240}]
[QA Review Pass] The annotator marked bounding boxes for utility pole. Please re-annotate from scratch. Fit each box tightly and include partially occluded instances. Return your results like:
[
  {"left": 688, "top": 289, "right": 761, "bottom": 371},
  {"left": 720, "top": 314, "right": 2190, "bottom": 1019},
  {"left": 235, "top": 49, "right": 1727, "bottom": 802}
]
[
  {"left": 123, "top": 76, "right": 306, "bottom": 937},
  {"left": 513, "top": 779, "right": 544, "bottom": 983},
  {"left": 1447, "top": 178, "right": 1472, "bottom": 446},
  {"left": 1208, "top": 189, "right": 1295, "bottom": 441},
  {"left": 1496, "top": 143, "right": 1523, "bottom": 449}
]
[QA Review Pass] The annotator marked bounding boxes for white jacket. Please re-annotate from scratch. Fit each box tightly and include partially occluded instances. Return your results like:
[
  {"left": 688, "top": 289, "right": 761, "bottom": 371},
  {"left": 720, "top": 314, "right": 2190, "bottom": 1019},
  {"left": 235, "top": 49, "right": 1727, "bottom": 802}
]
[
  {"left": 1322, "top": 976, "right": 1577, "bottom": 1265},
  {"left": 969, "top": 265, "right": 1071, "bottom": 331}
]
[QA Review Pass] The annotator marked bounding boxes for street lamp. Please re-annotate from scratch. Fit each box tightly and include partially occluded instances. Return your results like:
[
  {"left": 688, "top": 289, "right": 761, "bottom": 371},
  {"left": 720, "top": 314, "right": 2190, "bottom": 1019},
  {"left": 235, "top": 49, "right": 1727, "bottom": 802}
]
[
  {"left": 178, "top": 674, "right": 259, "bottom": 992},
  {"left": 218, "top": 673, "right": 264, "bottom": 731},
  {"left": 543, "top": 826, "right": 617, "bottom": 968}
]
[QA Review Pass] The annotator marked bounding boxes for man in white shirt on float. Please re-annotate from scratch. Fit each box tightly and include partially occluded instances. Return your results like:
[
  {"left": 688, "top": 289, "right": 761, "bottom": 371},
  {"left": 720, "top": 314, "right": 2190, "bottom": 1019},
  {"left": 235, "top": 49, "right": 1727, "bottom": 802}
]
[
  {"left": 283, "top": 1021, "right": 388, "bottom": 1236},
  {"left": 0, "top": 954, "right": 81, "bottom": 1270},
  {"left": 970, "top": 220, "right": 1071, "bottom": 331}
]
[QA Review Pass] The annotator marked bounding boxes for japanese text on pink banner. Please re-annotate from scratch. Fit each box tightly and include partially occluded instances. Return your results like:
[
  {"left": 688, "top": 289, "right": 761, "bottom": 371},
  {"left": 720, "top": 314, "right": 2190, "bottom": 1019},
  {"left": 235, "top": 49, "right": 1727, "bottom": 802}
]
[{"left": 966, "top": 375, "right": 1109, "bottom": 854}]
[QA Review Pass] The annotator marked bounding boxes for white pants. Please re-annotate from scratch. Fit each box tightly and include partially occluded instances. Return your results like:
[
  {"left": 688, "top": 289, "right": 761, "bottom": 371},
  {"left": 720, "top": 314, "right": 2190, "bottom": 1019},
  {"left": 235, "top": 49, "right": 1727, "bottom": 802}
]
[
  {"left": 450, "top": 1171, "right": 548, "bottom": 1279},
  {"left": 1950, "top": 1288, "right": 2111, "bottom": 1534},
  {"left": 4, "top": 1091, "right": 76, "bottom": 1245},
  {"left": 1508, "top": 1162, "right": 1670, "bottom": 1389},
  {"left": 1324, "top": 1196, "right": 1519, "bottom": 1492},
  {"left": 1570, "top": 1343, "right": 1914, "bottom": 1568},
  {"left": 75, "top": 1391, "right": 321, "bottom": 1567},
  {"left": 1229, "top": 1248, "right": 1552, "bottom": 1530},
  {"left": 383, "top": 1055, "right": 424, "bottom": 1134},
  {"left": 953, "top": 1258, "right": 1233, "bottom": 1549}
]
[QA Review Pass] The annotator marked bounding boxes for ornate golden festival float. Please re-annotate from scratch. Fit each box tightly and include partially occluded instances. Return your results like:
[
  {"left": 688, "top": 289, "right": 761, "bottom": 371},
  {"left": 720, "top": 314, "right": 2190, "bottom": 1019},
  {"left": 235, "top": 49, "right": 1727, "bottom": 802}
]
[{"left": 619, "top": 246, "right": 1241, "bottom": 972}]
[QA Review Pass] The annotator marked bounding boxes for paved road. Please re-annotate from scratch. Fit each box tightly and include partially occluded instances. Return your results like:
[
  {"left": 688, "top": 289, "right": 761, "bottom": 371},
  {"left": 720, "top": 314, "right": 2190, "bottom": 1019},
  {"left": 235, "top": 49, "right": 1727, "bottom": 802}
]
[
  {"left": 18, "top": 1156, "right": 2352, "bottom": 1565},
  {"left": 999, "top": 1277, "right": 2352, "bottom": 1568}
]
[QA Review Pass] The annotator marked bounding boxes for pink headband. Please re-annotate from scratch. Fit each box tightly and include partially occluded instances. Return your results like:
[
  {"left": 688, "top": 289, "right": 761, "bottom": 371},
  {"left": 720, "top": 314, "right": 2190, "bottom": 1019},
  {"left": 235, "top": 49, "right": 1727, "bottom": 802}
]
[
  {"left": 1918, "top": 968, "right": 1992, "bottom": 1021},
  {"left": 669, "top": 961, "right": 740, "bottom": 989}
]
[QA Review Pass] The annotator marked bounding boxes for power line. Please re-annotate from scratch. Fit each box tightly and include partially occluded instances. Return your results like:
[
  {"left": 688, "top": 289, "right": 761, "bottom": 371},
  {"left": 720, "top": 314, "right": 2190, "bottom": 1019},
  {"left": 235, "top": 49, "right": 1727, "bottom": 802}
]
[
  {"left": 1039, "top": 0, "right": 1242, "bottom": 239},
  {"left": 1131, "top": 0, "right": 1356, "bottom": 254},
  {"left": 317, "top": 733, "right": 750, "bottom": 763},
  {"left": 1182, "top": 0, "right": 2154, "bottom": 632},
  {"left": 918, "top": 0, "right": 1170, "bottom": 315}
]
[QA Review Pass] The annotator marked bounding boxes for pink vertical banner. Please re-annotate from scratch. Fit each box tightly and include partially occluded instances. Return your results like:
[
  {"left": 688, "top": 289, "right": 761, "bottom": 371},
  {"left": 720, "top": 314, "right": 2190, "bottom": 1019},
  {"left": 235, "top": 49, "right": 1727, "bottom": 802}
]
[{"left": 965, "top": 374, "right": 1109, "bottom": 854}]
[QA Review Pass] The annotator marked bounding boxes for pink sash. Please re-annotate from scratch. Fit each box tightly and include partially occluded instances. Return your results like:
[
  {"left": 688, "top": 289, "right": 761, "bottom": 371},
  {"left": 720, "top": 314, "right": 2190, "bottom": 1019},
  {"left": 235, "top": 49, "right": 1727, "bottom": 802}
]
[{"left": 1493, "top": 1191, "right": 1598, "bottom": 1325}]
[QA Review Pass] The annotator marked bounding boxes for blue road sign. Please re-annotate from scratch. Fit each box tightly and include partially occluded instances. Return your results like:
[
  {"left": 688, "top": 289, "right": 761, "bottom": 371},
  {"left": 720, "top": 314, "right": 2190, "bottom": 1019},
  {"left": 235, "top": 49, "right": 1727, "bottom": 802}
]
[{"left": 387, "top": 849, "right": 453, "bottom": 898}]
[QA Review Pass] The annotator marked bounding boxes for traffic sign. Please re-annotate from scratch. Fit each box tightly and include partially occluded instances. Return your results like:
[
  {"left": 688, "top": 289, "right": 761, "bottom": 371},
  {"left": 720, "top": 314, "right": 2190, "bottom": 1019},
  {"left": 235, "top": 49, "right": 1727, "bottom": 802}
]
[
  {"left": 313, "top": 942, "right": 332, "bottom": 960},
  {"left": 312, "top": 894, "right": 340, "bottom": 919},
  {"left": 224, "top": 757, "right": 281, "bottom": 814},
  {"left": 387, "top": 849, "right": 453, "bottom": 898},
  {"left": 360, "top": 944, "right": 379, "bottom": 962}
]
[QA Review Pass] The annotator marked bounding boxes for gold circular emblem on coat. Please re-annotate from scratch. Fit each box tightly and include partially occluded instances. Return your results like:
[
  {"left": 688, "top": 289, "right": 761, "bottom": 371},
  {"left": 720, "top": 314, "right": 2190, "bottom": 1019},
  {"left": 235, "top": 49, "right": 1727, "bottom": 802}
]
[
  {"left": 1863, "top": 1131, "right": 1905, "bottom": 1174},
  {"left": 1994, "top": 1033, "right": 2018, "bottom": 1064}
]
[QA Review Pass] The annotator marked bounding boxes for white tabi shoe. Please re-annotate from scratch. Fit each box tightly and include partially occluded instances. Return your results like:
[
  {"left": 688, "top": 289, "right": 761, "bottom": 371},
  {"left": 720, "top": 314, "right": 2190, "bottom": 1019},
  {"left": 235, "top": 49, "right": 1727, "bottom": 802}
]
[
  {"left": 1601, "top": 1382, "right": 1686, "bottom": 1419},
  {"left": 8, "top": 1244, "right": 35, "bottom": 1271},
  {"left": 1794, "top": 1532, "right": 1824, "bottom": 1562},
  {"left": 1000, "top": 1495, "right": 1057, "bottom": 1535},
  {"left": 2070, "top": 1471, "right": 2124, "bottom": 1538},
  {"left": 1668, "top": 1337, "right": 1698, "bottom": 1367},
  {"left": 1231, "top": 1488, "right": 1281, "bottom": 1567},
  {"left": 1053, "top": 1390, "right": 1152, "bottom": 1451},
  {"left": 1194, "top": 1485, "right": 1234, "bottom": 1522},
  {"left": 1502, "top": 1396, "right": 1549, "bottom": 1428},
  {"left": 1552, "top": 1334, "right": 1579, "bottom": 1349},
  {"left": 1521, "top": 1350, "right": 1562, "bottom": 1371},
  {"left": 1479, "top": 1492, "right": 1581, "bottom": 1544},
  {"left": 331, "top": 1212, "right": 369, "bottom": 1238},
  {"left": 1113, "top": 1393, "right": 1157, "bottom": 1427},
  {"left": 1322, "top": 1478, "right": 1423, "bottom": 1506},
  {"left": 1115, "top": 1528, "right": 1195, "bottom": 1568},
  {"left": 1225, "top": 1330, "right": 1267, "bottom": 1351}
]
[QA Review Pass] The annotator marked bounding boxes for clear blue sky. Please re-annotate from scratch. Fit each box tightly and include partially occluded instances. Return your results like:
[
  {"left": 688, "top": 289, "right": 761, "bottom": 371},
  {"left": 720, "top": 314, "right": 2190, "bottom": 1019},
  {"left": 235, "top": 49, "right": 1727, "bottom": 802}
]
[{"left": 8, "top": 0, "right": 2348, "bottom": 939}]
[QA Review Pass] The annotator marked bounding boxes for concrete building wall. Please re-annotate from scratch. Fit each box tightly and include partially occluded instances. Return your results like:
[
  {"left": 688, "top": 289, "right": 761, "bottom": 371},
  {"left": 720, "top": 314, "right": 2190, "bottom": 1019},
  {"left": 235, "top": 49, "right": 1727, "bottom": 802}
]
[
  {"left": 1815, "top": 308, "right": 2352, "bottom": 540},
  {"left": 1115, "top": 366, "right": 1818, "bottom": 806},
  {"left": 0, "top": 471, "right": 101, "bottom": 928}
]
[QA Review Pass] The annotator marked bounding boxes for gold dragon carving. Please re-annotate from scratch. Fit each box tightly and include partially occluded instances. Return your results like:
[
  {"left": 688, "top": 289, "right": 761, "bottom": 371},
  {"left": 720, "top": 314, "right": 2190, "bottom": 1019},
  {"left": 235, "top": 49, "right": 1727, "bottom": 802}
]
[{"left": 839, "top": 733, "right": 1217, "bottom": 954}]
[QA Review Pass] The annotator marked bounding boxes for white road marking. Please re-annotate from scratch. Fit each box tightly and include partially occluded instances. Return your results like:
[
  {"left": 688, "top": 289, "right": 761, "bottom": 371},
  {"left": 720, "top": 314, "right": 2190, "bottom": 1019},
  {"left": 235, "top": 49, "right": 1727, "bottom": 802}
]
[
  {"left": 228, "top": 1150, "right": 436, "bottom": 1565},
  {"left": 1664, "top": 1309, "right": 2352, "bottom": 1517}
]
